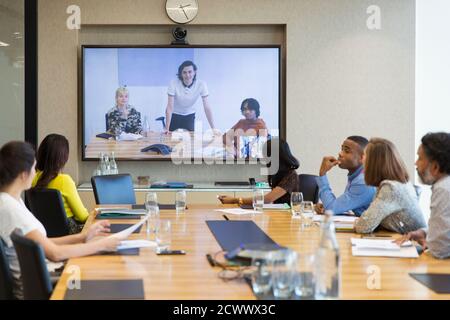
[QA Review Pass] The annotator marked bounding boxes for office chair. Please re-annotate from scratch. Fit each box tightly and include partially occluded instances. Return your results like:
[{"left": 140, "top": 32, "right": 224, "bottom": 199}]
[
  {"left": 91, "top": 173, "right": 136, "bottom": 205},
  {"left": 10, "top": 230, "right": 53, "bottom": 300},
  {"left": 0, "top": 239, "right": 14, "bottom": 300},
  {"left": 156, "top": 116, "right": 166, "bottom": 130},
  {"left": 298, "top": 174, "right": 320, "bottom": 204},
  {"left": 25, "top": 188, "right": 71, "bottom": 237}
]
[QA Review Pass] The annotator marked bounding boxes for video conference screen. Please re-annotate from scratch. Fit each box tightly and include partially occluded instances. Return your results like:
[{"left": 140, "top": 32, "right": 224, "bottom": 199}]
[{"left": 82, "top": 46, "right": 280, "bottom": 161}]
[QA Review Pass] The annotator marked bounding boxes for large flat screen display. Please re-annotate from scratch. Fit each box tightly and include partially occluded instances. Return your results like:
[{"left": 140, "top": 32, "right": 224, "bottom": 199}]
[{"left": 82, "top": 46, "right": 281, "bottom": 161}]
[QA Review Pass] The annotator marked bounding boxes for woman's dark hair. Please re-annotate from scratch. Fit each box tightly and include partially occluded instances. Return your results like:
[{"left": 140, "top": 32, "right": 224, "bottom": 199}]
[
  {"left": 0, "top": 141, "right": 35, "bottom": 189},
  {"left": 421, "top": 132, "right": 450, "bottom": 174},
  {"left": 241, "top": 98, "right": 261, "bottom": 118},
  {"left": 264, "top": 138, "right": 300, "bottom": 188},
  {"left": 177, "top": 60, "right": 197, "bottom": 82},
  {"left": 34, "top": 134, "right": 69, "bottom": 188}
]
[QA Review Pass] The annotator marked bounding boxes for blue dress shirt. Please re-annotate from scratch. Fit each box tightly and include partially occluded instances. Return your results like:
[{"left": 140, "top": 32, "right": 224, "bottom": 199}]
[{"left": 315, "top": 166, "right": 376, "bottom": 216}]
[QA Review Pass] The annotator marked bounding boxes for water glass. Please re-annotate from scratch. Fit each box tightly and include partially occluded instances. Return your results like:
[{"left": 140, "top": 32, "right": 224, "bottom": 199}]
[
  {"left": 253, "top": 189, "right": 264, "bottom": 212},
  {"left": 250, "top": 257, "right": 273, "bottom": 295},
  {"left": 175, "top": 190, "right": 187, "bottom": 215},
  {"left": 291, "top": 192, "right": 303, "bottom": 217},
  {"left": 145, "top": 192, "right": 159, "bottom": 214},
  {"left": 294, "top": 253, "right": 316, "bottom": 299},
  {"left": 272, "top": 249, "right": 297, "bottom": 299},
  {"left": 155, "top": 219, "right": 171, "bottom": 251},
  {"left": 301, "top": 201, "right": 314, "bottom": 227}
]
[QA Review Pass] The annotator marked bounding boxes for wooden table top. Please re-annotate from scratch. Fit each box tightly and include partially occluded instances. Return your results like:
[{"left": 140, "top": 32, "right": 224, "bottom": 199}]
[
  {"left": 51, "top": 205, "right": 450, "bottom": 300},
  {"left": 84, "top": 132, "right": 228, "bottom": 160}
]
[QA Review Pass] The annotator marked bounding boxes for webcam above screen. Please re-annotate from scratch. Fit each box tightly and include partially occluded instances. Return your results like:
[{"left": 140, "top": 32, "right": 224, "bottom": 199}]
[{"left": 82, "top": 45, "right": 281, "bottom": 161}]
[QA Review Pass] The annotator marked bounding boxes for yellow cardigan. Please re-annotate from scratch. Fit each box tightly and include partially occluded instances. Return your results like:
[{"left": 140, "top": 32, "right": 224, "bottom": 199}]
[{"left": 32, "top": 172, "right": 89, "bottom": 223}]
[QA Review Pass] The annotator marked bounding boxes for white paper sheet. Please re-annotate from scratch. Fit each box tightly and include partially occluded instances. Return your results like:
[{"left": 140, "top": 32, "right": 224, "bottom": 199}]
[
  {"left": 110, "top": 216, "right": 149, "bottom": 239},
  {"left": 313, "top": 215, "right": 357, "bottom": 223},
  {"left": 214, "top": 208, "right": 260, "bottom": 215},
  {"left": 97, "top": 209, "right": 147, "bottom": 215},
  {"left": 350, "top": 238, "right": 418, "bottom": 258},
  {"left": 117, "top": 240, "right": 156, "bottom": 250},
  {"left": 263, "top": 203, "right": 290, "bottom": 210}
]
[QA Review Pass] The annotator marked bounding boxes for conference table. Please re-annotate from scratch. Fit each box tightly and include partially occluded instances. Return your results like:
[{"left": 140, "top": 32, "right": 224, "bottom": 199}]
[
  {"left": 84, "top": 132, "right": 230, "bottom": 160},
  {"left": 51, "top": 205, "right": 450, "bottom": 300}
]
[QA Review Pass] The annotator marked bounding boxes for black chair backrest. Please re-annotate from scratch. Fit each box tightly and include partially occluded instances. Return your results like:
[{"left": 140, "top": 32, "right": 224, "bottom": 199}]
[
  {"left": 298, "top": 174, "right": 319, "bottom": 204},
  {"left": 25, "top": 188, "right": 70, "bottom": 238},
  {"left": 91, "top": 174, "right": 136, "bottom": 205},
  {"left": 10, "top": 230, "right": 52, "bottom": 300},
  {"left": 0, "top": 238, "right": 14, "bottom": 300}
]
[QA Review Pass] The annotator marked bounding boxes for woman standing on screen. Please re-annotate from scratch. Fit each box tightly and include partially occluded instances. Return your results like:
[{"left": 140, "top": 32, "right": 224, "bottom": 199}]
[
  {"left": 106, "top": 87, "right": 142, "bottom": 136},
  {"left": 165, "top": 61, "right": 216, "bottom": 132}
]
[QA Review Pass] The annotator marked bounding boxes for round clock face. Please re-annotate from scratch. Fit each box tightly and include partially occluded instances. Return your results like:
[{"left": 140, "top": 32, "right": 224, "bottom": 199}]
[{"left": 166, "top": 0, "right": 199, "bottom": 24}]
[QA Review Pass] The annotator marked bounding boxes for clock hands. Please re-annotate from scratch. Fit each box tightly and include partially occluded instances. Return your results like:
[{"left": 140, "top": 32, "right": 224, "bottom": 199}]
[{"left": 179, "top": 4, "right": 191, "bottom": 20}]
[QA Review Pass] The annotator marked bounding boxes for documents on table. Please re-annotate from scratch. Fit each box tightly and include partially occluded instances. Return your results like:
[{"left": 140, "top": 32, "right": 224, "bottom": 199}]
[
  {"left": 110, "top": 216, "right": 149, "bottom": 239},
  {"left": 262, "top": 203, "right": 290, "bottom": 210},
  {"left": 117, "top": 240, "right": 156, "bottom": 250},
  {"left": 96, "top": 208, "right": 147, "bottom": 215},
  {"left": 313, "top": 215, "right": 357, "bottom": 223},
  {"left": 350, "top": 237, "right": 418, "bottom": 258},
  {"left": 214, "top": 208, "right": 260, "bottom": 215}
]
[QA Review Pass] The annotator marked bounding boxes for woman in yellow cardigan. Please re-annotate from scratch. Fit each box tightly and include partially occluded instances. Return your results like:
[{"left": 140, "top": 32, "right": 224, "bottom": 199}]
[{"left": 32, "top": 134, "right": 89, "bottom": 234}]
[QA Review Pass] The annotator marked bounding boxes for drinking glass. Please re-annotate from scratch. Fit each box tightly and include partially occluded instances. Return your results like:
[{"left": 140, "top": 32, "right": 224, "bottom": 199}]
[
  {"left": 294, "top": 253, "right": 316, "bottom": 299},
  {"left": 155, "top": 219, "right": 171, "bottom": 252},
  {"left": 175, "top": 190, "right": 187, "bottom": 215},
  {"left": 290, "top": 192, "right": 303, "bottom": 217},
  {"left": 272, "top": 249, "right": 297, "bottom": 299},
  {"left": 252, "top": 189, "right": 264, "bottom": 212},
  {"left": 251, "top": 257, "right": 273, "bottom": 296},
  {"left": 301, "top": 201, "right": 314, "bottom": 227},
  {"left": 145, "top": 192, "right": 159, "bottom": 238}
]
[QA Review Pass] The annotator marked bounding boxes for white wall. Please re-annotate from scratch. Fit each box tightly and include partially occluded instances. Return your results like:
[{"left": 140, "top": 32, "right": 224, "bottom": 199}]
[{"left": 415, "top": 0, "right": 450, "bottom": 218}]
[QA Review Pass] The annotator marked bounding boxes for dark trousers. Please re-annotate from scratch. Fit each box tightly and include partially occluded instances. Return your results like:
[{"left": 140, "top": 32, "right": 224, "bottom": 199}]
[{"left": 169, "top": 113, "right": 196, "bottom": 131}]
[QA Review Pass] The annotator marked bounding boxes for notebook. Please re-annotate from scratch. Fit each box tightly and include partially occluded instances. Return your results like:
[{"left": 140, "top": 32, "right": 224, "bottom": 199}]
[
  {"left": 409, "top": 273, "right": 450, "bottom": 294},
  {"left": 64, "top": 279, "right": 145, "bottom": 300},
  {"left": 206, "top": 220, "right": 277, "bottom": 252}
]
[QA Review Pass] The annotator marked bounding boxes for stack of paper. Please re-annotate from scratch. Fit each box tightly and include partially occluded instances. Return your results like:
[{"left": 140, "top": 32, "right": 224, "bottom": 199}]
[
  {"left": 96, "top": 208, "right": 147, "bottom": 215},
  {"left": 313, "top": 215, "right": 357, "bottom": 223},
  {"left": 263, "top": 203, "right": 290, "bottom": 210},
  {"left": 117, "top": 240, "right": 156, "bottom": 250},
  {"left": 351, "top": 238, "right": 418, "bottom": 258},
  {"left": 214, "top": 208, "right": 260, "bottom": 215}
]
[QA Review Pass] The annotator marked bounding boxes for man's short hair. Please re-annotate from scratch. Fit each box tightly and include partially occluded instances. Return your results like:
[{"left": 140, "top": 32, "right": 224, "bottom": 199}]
[
  {"left": 347, "top": 136, "right": 369, "bottom": 150},
  {"left": 421, "top": 132, "right": 450, "bottom": 174}
]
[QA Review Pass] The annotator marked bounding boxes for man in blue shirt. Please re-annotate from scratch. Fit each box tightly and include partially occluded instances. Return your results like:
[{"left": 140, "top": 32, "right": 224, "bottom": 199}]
[{"left": 315, "top": 136, "right": 376, "bottom": 216}]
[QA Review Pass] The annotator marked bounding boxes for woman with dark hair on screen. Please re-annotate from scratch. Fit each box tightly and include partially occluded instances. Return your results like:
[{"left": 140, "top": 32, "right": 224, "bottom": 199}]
[
  {"left": 218, "top": 138, "right": 300, "bottom": 205},
  {"left": 32, "top": 134, "right": 89, "bottom": 234},
  {"left": 165, "top": 60, "right": 216, "bottom": 132},
  {"left": 0, "top": 141, "right": 120, "bottom": 299},
  {"left": 223, "top": 98, "right": 268, "bottom": 157}
]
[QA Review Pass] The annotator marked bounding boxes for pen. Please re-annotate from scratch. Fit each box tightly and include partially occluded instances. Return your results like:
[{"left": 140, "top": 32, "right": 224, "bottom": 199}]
[{"left": 223, "top": 215, "right": 229, "bottom": 221}]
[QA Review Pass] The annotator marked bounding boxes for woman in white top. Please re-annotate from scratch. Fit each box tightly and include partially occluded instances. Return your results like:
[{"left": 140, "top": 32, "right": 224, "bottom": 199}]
[
  {"left": 165, "top": 60, "right": 216, "bottom": 132},
  {"left": 0, "top": 141, "right": 121, "bottom": 299}
]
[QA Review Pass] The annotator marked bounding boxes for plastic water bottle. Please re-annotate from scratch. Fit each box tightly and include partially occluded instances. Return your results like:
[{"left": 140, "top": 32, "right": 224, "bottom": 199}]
[
  {"left": 103, "top": 154, "right": 111, "bottom": 175},
  {"left": 99, "top": 152, "right": 107, "bottom": 175},
  {"left": 143, "top": 116, "right": 150, "bottom": 137},
  {"left": 315, "top": 211, "right": 340, "bottom": 299},
  {"left": 109, "top": 152, "right": 118, "bottom": 174}
]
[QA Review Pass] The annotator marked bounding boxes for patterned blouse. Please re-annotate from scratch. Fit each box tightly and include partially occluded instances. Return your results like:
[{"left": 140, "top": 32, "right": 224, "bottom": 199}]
[
  {"left": 106, "top": 105, "right": 142, "bottom": 135},
  {"left": 274, "top": 170, "right": 300, "bottom": 204}
]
